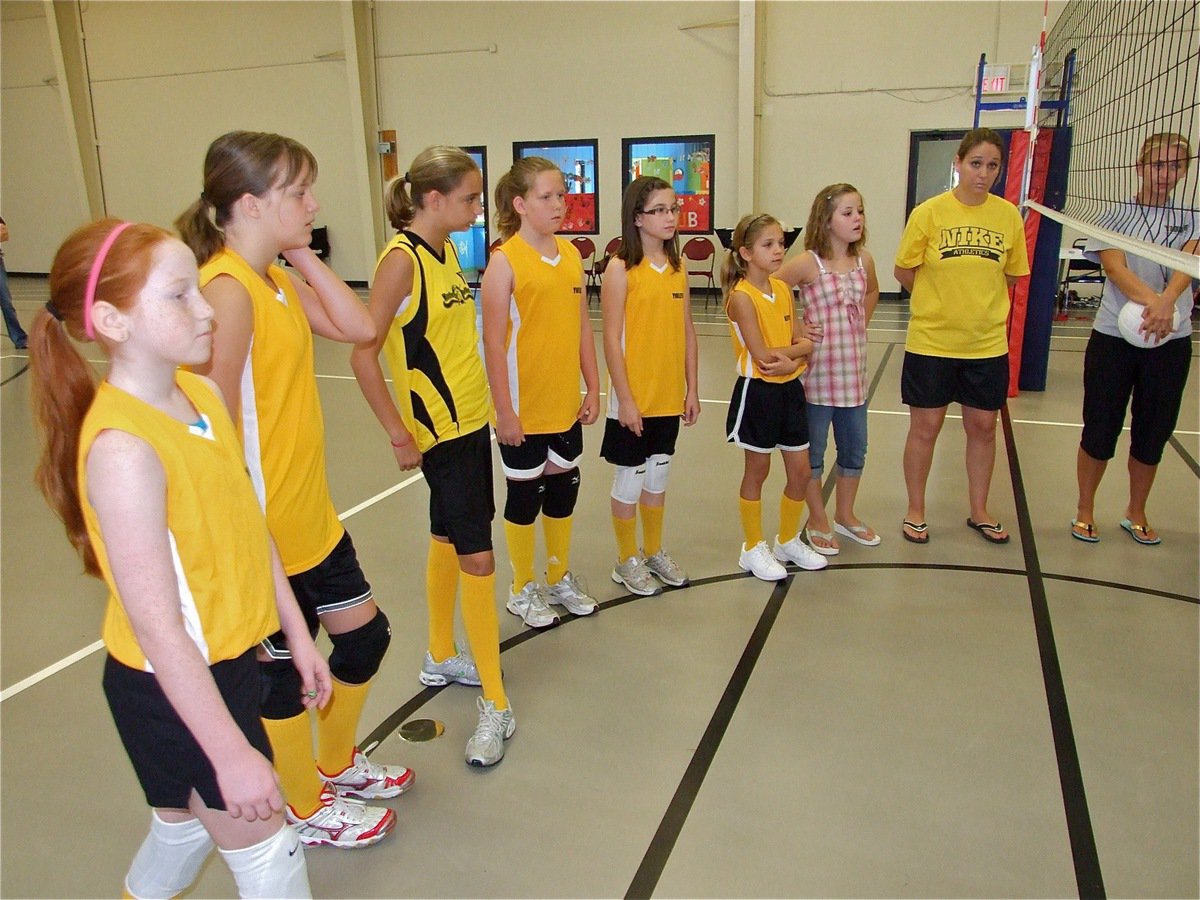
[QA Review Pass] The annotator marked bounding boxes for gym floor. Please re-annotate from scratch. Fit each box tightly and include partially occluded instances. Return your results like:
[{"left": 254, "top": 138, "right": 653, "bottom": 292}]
[{"left": 2, "top": 275, "right": 1196, "bottom": 898}]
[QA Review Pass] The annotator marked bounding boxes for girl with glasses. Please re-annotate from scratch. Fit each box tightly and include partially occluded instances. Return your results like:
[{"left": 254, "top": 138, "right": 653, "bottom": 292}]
[{"left": 600, "top": 176, "right": 700, "bottom": 597}]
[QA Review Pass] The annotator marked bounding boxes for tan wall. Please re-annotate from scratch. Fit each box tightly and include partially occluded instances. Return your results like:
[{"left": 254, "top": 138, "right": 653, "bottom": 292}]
[{"left": 2, "top": 0, "right": 1064, "bottom": 283}]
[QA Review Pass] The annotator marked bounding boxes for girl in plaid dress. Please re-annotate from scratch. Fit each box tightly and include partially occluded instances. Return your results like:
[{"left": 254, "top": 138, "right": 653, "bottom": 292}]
[{"left": 777, "top": 184, "right": 880, "bottom": 555}]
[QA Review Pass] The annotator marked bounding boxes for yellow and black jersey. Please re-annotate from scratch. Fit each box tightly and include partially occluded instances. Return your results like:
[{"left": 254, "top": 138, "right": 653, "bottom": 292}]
[
  {"left": 496, "top": 233, "right": 584, "bottom": 434},
  {"left": 606, "top": 257, "right": 687, "bottom": 419},
  {"left": 377, "top": 231, "right": 492, "bottom": 452},
  {"left": 80, "top": 371, "right": 279, "bottom": 671},
  {"left": 199, "top": 248, "right": 343, "bottom": 576}
]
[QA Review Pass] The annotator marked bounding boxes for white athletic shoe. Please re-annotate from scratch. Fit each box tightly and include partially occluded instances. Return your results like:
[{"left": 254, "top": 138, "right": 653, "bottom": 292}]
[
  {"left": 506, "top": 581, "right": 560, "bottom": 628},
  {"left": 287, "top": 787, "right": 396, "bottom": 848},
  {"left": 739, "top": 541, "right": 788, "bottom": 581},
  {"left": 464, "top": 697, "right": 516, "bottom": 767},
  {"left": 319, "top": 748, "right": 414, "bottom": 800},
  {"left": 773, "top": 533, "right": 829, "bottom": 571},
  {"left": 419, "top": 647, "right": 481, "bottom": 687},
  {"left": 545, "top": 571, "right": 598, "bottom": 616},
  {"left": 645, "top": 548, "right": 689, "bottom": 586},
  {"left": 611, "top": 556, "right": 662, "bottom": 596}
]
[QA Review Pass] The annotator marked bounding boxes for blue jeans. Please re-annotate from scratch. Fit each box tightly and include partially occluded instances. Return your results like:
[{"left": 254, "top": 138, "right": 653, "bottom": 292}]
[
  {"left": 806, "top": 403, "right": 868, "bottom": 480},
  {"left": 0, "top": 258, "right": 27, "bottom": 346}
]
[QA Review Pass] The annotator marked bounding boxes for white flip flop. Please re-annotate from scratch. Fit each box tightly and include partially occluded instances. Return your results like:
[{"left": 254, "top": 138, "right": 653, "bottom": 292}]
[{"left": 834, "top": 521, "right": 881, "bottom": 547}]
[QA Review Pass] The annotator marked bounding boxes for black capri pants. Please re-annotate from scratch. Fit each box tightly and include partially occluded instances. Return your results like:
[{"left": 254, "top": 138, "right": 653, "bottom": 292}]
[{"left": 1080, "top": 330, "right": 1192, "bottom": 465}]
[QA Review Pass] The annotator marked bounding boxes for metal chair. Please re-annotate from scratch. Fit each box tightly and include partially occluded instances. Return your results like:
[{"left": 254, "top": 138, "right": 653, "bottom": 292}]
[
  {"left": 1059, "top": 237, "right": 1105, "bottom": 309},
  {"left": 681, "top": 236, "right": 718, "bottom": 305}
]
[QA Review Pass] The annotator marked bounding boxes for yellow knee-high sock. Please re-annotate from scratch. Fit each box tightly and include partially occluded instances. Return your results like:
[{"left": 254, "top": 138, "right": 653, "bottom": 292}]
[
  {"left": 504, "top": 520, "right": 537, "bottom": 592},
  {"left": 779, "top": 494, "right": 806, "bottom": 544},
  {"left": 261, "top": 712, "right": 322, "bottom": 818},
  {"left": 543, "top": 514, "right": 573, "bottom": 584},
  {"left": 739, "top": 497, "right": 763, "bottom": 546},
  {"left": 427, "top": 538, "right": 459, "bottom": 661},
  {"left": 640, "top": 502, "right": 665, "bottom": 556},
  {"left": 612, "top": 514, "right": 638, "bottom": 561},
  {"left": 460, "top": 571, "right": 507, "bottom": 709},
  {"left": 316, "top": 678, "right": 370, "bottom": 776}
]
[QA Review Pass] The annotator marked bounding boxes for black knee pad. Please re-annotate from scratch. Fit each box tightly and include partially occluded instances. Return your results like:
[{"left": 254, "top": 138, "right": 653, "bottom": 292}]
[
  {"left": 328, "top": 611, "right": 391, "bottom": 685},
  {"left": 542, "top": 469, "right": 580, "bottom": 519},
  {"left": 504, "top": 476, "right": 544, "bottom": 526},
  {"left": 260, "top": 657, "right": 305, "bottom": 719}
]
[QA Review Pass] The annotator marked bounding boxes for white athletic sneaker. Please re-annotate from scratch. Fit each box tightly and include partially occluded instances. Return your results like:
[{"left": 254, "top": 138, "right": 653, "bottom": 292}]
[
  {"left": 506, "top": 581, "right": 560, "bottom": 628},
  {"left": 545, "top": 571, "right": 598, "bottom": 616},
  {"left": 319, "top": 748, "right": 414, "bottom": 800},
  {"left": 773, "top": 533, "right": 829, "bottom": 571},
  {"left": 738, "top": 540, "right": 788, "bottom": 581},
  {"left": 287, "top": 787, "right": 396, "bottom": 848},
  {"left": 464, "top": 697, "right": 516, "bottom": 767},
  {"left": 611, "top": 556, "right": 662, "bottom": 596},
  {"left": 419, "top": 647, "right": 482, "bottom": 687},
  {"left": 645, "top": 548, "right": 689, "bottom": 586}
]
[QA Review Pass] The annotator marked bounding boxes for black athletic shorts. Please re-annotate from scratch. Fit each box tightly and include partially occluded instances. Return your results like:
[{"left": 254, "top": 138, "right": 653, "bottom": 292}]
[
  {"left": 725, "top": 376, "right": 809, "bottom": 453},
  {"left": 498, "top": 421, "right": 583, "bottom": 478},
  {"left": 600, "top": 415, "right": 680, "bottom": 467},
  {"left": 901, "top": 350, "right": 1009, "bottom": 411},
  {"left": 1080, "top": 330, "right": 1192, "bottom": 465},
  {"left": 104, "top": 648, "right": 271, "bottom": 811},
  {"left": 422, "top": 425, "right": 496, "bottom": 555}
]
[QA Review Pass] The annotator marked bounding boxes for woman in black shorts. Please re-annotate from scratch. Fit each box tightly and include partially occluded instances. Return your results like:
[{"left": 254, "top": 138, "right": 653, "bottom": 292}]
[{"left": 893, "top": 128, "right": 1030, "bottom": 545}]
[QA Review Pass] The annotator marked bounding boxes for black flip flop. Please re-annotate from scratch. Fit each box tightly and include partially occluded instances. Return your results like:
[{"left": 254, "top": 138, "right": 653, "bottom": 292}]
[
  {"left": 902, "top": 520, "right": 929, "bottom": 544},
  {"left": 967, "top": 518, "right": 1010, "bottom": 544}
]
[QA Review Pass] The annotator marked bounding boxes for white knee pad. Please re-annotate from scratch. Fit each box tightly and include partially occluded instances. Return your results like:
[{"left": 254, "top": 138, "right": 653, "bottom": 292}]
[
  {"left": 610, "top": 464, "right": 647, "bottom": 505},
  {"left": 219, "top": 824, "right": 311, "bottom": 900},
  {"left": 125, "top": 812, "right": 215, "bottom": 899},
  {"left": 642, "top": 454, "right": 672, "bottom": 494}
]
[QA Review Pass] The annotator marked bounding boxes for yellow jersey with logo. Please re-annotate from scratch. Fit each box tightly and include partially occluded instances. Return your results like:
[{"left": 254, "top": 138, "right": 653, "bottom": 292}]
[
  {"left": 376, "top": 231, "right": 492, "bottom": 452},
  {"left": 607, "top": 257, "right": 687, "bottom": 419},
  {"left": 199, "top": 248, "right": 343, "bottom": 576},
  {"left": 725, "top": 276, "right": 801, "bottom": 384},
  {"left": 496, "top": 233, "right": 585, "bottom": 434},
  {"left": 80, "top": 372, "right": 279, "bottom": 671},
  {"left": 895, "top": 191, "right": 1030, "bottom": 358}
]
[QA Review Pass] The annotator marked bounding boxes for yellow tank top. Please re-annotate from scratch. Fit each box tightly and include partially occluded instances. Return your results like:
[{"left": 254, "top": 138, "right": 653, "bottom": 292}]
[
  {"left": 376, "top": 231, "right": 492, "bottom": 452},
  {"left": 725, "top": 276, "right": 802, "bottom": 384},
  {"left": 80, "top": 372, "right": 279, "bottom": 671},
  {"left": 199, "top": 248, "right": 343, "bottom": 576},
  {"left": 496, "top": 233, "right": 585, "bottom": 434},
  {"left": 606, "top": 257, "right": 687, "bottom": 419}
]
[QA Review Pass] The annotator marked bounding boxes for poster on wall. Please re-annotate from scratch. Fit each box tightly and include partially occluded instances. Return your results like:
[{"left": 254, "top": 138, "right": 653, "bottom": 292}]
[
  {"left": 513, "top": 139, "right": 598, "bottom": 234},
  {"left": 622, "top": 134, "right": 713, "bottom": 234},
  {"left": 450, "top": 145, "right": 489, "bottom": 274}
]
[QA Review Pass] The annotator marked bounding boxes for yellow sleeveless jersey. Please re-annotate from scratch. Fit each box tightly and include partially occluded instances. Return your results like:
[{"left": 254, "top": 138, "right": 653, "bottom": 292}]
[
  {"left": 607, "top": 257, "right": 687, "bottom": 419},
  {"left": 496, "top": 233, "right": 585, "bottom": 434},
  {"left": 80, "top": 372, "right": 279, "bottom": 671},
  {"left": 199, "top": 248, "right": 342, "bottom": 576},
  {"left": 725, "top": 276, "right": 802, "bottom": 384},
  {"left": 376, "top": 231, "right": 491, "bottom": 452}
]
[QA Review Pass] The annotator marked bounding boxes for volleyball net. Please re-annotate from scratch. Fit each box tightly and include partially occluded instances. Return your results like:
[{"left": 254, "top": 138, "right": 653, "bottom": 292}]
[{"left": 1032, "top": 0, "right": 1199, "bottom": 278}]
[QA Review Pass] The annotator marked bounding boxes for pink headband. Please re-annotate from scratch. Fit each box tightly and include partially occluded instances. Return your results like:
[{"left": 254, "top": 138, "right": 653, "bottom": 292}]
[{"left": 83, "top": 221, "right": 133, "bottom": 339}]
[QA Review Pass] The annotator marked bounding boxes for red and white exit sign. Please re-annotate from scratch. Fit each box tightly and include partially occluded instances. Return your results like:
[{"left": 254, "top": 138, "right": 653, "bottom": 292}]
[{"left": 981, "top": 64, "right": 1010, "bottom": 94}]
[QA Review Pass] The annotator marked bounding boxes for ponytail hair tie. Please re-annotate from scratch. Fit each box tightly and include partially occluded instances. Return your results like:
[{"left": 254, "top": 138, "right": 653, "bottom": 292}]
[
  {"left": 199, "top": 191, "right": 209, "bottom": 206},
  {"left": 403, "top": 172, "right": 411, "bottom": 184},
  {"left": 84, "top": 221, "right": 134, "bottom": 340},
  {"left": 45, "top": 300, "right": 65, "bottom": 322}
]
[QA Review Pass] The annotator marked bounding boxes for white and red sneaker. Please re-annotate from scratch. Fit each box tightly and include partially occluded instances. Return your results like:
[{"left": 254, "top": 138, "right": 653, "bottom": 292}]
[
  {"left": 287, "top": 787, "right": 396, "bottom": 848},
  {"left": 319, "top": 748, "right": 414, "bottom": 800}
]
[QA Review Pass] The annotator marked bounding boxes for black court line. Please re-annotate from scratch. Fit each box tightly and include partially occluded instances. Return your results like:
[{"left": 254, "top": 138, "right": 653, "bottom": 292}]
[
  {"left": 1002, "top": 406, "right": 1106, "bottom": 899},
  {"left": 1169, "top": 434, "right": 1200, "bottom": 479},
  {"left": 624, "top": 574, "right": 793, "bottom": 899},
  {"left": 1, "top": 362, "right": 29, "bottom": 386}
]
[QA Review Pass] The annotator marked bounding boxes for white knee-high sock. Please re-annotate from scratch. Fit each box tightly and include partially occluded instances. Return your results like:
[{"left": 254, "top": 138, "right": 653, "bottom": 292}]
[{"left": 218, "top": 824, "right": 311, "bottom": 899}]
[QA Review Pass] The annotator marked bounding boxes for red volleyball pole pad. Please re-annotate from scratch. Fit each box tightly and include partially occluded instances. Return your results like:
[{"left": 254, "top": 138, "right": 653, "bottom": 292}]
[{"left": 1004, "top": 130, "right": 1052, "bottom": 398}]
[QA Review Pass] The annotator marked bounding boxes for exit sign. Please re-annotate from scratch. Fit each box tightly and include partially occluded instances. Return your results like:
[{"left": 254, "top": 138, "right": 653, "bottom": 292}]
[{"left": 981, "top": 65, "right": 1010, "bottom": 94}]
